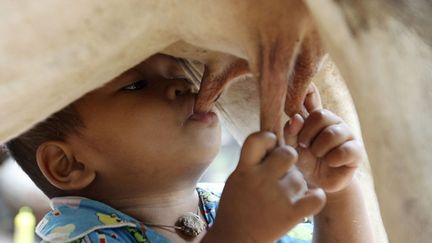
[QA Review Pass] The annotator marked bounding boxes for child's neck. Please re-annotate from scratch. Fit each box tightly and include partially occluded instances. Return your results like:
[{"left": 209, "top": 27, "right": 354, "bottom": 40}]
[
  {"left": 104, "top": 185, "right": 206, "bottom": 242},
  {"left": 104, "top": 184, "right": 201, "bottom": 225}
]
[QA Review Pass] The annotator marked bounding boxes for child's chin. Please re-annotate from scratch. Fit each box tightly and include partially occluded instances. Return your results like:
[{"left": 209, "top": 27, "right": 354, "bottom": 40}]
[
  {"left": 192, "top": 129, "right": 220, "bottom": 144},
  {"left": 187, "top": 135, "right": 220, "bottom": 157},
  {"left": 189, "top": 153, "right": 218, "bottom": 166}
]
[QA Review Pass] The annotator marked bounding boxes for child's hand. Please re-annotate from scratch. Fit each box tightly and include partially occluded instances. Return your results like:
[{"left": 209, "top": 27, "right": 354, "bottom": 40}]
[
  {"left": 284, "top": 84, "right": 364, "bottom": 193},
  {"left": 205, "top": 132, "right": 326, "bottom": 243}
]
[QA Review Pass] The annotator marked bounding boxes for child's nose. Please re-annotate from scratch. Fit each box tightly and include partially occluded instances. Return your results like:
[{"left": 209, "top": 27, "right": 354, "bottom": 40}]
[{"left": 165, "top": 79, "right": 193, "bottom": 100}]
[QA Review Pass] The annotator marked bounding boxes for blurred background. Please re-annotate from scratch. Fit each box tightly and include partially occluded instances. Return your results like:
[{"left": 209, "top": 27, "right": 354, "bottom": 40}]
[{"left": 0, "top": 123, "right": 240, "bottom": 242}]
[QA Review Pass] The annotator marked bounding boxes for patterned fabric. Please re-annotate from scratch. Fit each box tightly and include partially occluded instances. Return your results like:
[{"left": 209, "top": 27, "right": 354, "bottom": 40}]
[{"left": 36, "top": 183, "right": 313, "bottom": 242}]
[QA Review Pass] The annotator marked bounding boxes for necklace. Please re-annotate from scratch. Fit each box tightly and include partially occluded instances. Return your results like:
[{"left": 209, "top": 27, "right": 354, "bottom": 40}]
[{"left": 143, "top": 208, "right": 207, "bottom": 237}]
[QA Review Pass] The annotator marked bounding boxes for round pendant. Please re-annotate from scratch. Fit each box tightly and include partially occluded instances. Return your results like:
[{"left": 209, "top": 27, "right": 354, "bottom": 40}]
[{"left": 175, "top": 212, "right": 207, "bottom": 237}]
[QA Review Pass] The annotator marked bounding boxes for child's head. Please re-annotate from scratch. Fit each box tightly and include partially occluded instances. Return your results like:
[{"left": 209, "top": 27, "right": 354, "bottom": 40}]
[
  {"left": 6, "top": 105, "right": 84, "bottom": 198},
  {"left": 6, "top": 54, "right": 221, "bottom": 200}
]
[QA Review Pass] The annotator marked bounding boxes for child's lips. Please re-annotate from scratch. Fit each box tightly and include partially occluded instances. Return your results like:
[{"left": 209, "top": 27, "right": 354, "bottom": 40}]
[{"left": 188, "top": 111, "right": 218, "bottom": 124}]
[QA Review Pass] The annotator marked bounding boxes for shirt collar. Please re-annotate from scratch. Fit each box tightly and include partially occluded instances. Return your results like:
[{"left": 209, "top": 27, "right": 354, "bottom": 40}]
[{"left": 36, "top": 196, "right": 140, "bottom": 242}]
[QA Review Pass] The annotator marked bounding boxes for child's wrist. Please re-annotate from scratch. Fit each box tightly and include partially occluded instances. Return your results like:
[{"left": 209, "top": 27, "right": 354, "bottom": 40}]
[{"left": 324, "top": 177, "right": 360, "bottom": 204}]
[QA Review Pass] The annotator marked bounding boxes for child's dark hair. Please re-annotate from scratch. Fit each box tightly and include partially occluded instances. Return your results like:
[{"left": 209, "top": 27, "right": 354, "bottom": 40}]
[{"left": 5, "top": 104, "right": 84, "bottom": 198}]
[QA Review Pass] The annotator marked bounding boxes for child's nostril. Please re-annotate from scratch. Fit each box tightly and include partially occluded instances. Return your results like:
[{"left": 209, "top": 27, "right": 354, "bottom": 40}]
[{"left": 175, "top": 90, "right": 182, "bottom": 96}]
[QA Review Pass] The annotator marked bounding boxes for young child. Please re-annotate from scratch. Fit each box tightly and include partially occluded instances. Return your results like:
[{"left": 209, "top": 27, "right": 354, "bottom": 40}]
[{"left": 6, "top": 54, "right": 374, "bottom": 243}]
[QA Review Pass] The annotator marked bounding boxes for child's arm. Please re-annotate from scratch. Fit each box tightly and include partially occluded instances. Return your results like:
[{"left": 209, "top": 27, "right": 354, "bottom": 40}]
[
  {"left": 202, "top": 131, "right": 326, "bottom": 243},
  {"left": 285, "top": 84, "right": 375, "bottom": 243},
  {"left": 313, "top": 178, "right": 374, "bottom": 243}
]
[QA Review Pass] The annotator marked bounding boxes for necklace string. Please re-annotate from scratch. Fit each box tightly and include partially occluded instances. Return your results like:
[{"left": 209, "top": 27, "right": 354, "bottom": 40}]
[{"left": 141, "top": 206, "right": 206, "bottom": 237}]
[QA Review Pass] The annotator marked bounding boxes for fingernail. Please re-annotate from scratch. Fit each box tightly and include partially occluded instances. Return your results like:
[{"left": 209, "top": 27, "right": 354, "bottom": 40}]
[{"left": 299, "top": 142, "right": 308, "bottom": 148}]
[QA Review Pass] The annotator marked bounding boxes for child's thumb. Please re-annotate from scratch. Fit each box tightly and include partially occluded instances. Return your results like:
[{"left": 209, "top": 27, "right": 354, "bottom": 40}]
[
  {"left": 239, "top": 131, "right": 277, "bottom": 167},
  {"left": 292, "top": 188, "right": 326, "bottom": 219}
]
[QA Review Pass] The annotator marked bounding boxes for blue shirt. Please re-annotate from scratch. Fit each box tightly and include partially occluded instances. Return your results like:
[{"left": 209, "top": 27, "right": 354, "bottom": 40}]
[{"left": 36, "top": 183, "right": 313, "bottom": 242}]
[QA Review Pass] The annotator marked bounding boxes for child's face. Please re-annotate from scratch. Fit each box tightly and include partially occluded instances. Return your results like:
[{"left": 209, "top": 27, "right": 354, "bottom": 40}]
[{"left": 68, "top": 54, "right": 221, "bottom": 197}]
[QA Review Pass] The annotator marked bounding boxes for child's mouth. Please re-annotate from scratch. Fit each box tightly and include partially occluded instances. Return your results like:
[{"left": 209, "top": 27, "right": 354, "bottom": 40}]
[{"left": 188, "top": 111, "right": 218, "bottom": 124}]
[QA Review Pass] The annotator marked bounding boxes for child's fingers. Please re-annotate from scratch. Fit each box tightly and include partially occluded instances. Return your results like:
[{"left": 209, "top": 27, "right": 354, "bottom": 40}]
[
  {"left": 291, "top": 188, "right": 326, "bottom": 219},
  {"left": 239, "top": 131, "right": 277, "bottom": 167},
  {"left": 298, "top": 109, "right": 341, "bottom": 148},
  {"left": 323, "top": 140, "right": 363, "bottom": 168},
  {"left": 284, "top": 114, "right": 304, "bottom": 147},
  {"left": 309, "top": 123, "right": 354, "bottom": 158},
  {"left": 279, "top": 168, "right": 308, "bottom": 200},
  {"left": 261, "top": 146, "right": 298, "bottom": 178},
  {"left": 304, "top": 83, "right": 322, "bottom": 113}
]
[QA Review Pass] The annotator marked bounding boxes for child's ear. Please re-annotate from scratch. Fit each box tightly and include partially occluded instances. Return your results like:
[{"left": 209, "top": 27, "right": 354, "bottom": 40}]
[{"left": 36, "top": 141, "right": 95, "bottom": 191}]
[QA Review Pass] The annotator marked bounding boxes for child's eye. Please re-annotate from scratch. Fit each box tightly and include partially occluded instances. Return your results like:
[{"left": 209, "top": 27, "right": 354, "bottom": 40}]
[{"left": 121, "top": 80, "right": 148, "bottom": 91}]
